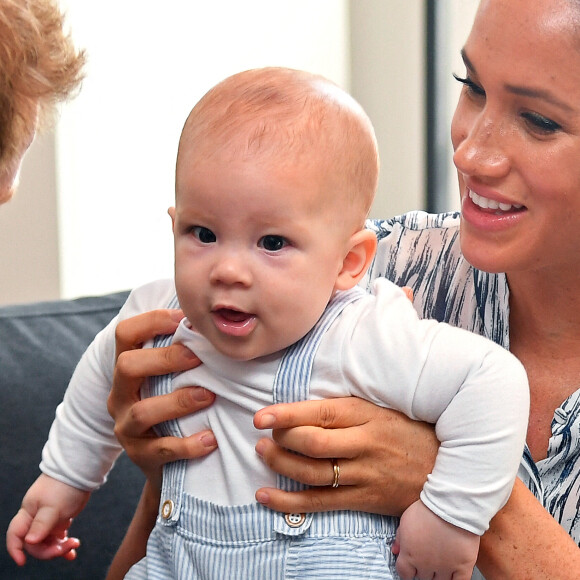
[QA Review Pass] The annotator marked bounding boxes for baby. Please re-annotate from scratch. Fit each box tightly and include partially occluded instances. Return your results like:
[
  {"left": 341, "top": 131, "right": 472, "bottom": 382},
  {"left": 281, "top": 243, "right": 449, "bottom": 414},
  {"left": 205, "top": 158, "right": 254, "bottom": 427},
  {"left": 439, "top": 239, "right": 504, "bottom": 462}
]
[{"left": 7, "top": 67, "right": 529, "bottom": 580}]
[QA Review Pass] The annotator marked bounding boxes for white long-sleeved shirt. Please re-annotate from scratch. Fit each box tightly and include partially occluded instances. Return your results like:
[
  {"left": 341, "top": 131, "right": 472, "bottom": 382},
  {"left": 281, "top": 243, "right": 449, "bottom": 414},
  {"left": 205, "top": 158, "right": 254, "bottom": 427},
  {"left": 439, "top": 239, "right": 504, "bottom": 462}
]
[{"left": 41, "top": 275, "right": 529, "bottom": 536}]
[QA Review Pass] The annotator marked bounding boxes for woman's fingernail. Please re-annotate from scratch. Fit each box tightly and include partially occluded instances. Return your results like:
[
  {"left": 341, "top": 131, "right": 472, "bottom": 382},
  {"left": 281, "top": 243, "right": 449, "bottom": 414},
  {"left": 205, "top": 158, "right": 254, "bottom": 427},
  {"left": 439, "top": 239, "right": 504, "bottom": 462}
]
[
  {"left": 256, "top": 490, "right": 270, "bottom": 505},
  {"left": 200, "top": 432, "right": 217, "bottom": 448},
  {"left": 169, "top": 309, "right": 184, "bottom": 322},
  {"left": 192, "top": 387, "right": 213, "bottom": 402},
  {"left": 255, "top": 440, "right": 266, "bottom": 457},
  {"left": 257, "top": 413, "right": 276, "bottom": 428}
]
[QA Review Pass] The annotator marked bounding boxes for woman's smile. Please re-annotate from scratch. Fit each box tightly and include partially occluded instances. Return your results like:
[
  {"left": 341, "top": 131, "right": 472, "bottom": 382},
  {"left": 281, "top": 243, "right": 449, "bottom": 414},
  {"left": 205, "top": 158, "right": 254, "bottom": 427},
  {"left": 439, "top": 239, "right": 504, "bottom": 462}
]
[{"left": 468, "top": 190, "right": 524, "bottom": 213}]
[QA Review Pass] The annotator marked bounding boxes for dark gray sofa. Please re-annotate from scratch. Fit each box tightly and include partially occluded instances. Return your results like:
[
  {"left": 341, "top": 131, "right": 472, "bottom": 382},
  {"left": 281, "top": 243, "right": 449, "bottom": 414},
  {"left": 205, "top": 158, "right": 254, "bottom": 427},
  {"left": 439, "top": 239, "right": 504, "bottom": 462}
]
[{"left": 0, "top": 291, "right": 145, "bottom": 579}]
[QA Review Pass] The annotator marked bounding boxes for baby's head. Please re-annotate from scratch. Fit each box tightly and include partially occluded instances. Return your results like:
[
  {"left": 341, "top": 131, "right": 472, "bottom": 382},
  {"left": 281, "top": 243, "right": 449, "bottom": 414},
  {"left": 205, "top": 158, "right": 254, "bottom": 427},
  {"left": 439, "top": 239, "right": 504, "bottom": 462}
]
[
  {"left": 176, "top": 67, "right": 378, "bottom": 231},
  {"left": 171, "top": 67, "right": 379, "bottom": 360}
]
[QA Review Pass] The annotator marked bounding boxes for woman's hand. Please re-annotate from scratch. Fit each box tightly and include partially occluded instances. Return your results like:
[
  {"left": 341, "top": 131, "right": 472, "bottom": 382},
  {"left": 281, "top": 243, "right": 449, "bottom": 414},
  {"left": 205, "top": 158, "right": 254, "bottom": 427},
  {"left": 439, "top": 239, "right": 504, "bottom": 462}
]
[
  {"left": 253, "top": 397, "right": 439, "bottom": 516},
  {"left": 107, "top": 309, "right": 218, "bottom": 489},
  {"left": 105, "top": 309, "right": 218, "bottom": 580}
]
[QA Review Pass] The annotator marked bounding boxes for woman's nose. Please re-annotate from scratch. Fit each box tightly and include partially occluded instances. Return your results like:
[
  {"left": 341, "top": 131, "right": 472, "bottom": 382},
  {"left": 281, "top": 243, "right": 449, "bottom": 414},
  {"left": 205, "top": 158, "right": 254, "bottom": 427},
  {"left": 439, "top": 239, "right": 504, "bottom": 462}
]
[{"left": 452, "top": 110, "right": 510, "bottom": 180}]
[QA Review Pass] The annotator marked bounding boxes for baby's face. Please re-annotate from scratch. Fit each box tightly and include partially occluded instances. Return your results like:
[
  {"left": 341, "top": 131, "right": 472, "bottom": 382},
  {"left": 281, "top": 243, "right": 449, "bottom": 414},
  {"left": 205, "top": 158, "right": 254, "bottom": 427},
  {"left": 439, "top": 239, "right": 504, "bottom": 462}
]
[{"left": 172, "top": 150, "right": 352, "bottom": 360}]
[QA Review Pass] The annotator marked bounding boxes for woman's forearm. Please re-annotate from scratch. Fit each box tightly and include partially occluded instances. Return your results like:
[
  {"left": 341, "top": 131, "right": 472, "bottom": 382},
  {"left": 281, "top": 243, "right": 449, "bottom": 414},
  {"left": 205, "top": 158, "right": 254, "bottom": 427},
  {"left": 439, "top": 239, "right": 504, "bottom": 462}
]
[
  {"left": 105, "top": 481, "right": 160, "bottom": 580},
  {"left": 477, "top": 478, "right": 580, "bottom": 579}
]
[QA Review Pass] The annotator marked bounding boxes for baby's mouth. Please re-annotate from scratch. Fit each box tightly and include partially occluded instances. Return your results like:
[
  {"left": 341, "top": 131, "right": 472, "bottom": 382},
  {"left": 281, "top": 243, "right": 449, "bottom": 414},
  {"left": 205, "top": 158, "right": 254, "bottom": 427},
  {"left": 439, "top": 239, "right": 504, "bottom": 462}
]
[
  {"left": 211, "top": 308, "right": 257, "bottom": 336},
  {"left": 215, "top": 308, "right": 251, "bottom": 322}
]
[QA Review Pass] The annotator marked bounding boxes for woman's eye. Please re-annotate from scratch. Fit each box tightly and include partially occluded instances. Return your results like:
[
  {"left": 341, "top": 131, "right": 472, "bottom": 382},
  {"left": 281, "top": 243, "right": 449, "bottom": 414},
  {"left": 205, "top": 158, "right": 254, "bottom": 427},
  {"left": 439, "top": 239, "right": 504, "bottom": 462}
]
[
  {"left": 259, "top": 235, "right": 287, "bottom": 252},
  {"left": 453, "top": 73, "right": 485, "bottom": 98},
  {"left": 190, "top": 226, "right": 216, "bottom": 244},
  {"left": 521, "top": 112, "right": 561, "bottom": 134}
]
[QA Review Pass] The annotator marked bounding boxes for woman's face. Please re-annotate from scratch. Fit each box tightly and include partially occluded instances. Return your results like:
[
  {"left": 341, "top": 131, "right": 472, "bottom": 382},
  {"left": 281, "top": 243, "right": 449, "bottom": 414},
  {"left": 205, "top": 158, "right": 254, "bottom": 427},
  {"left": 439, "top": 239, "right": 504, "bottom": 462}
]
[{"left": 451, "top": 0, "right": 580, "bottom": 276}]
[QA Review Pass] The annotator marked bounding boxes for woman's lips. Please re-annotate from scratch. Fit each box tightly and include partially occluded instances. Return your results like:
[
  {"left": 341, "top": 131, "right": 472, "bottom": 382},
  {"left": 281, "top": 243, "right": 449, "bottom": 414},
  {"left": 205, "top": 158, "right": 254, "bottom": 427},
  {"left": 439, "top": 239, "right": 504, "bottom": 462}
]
[
  {"left": 211, "top": 308, "right": 257, "bottom": 337},
  {"left": 468, "top": 189, "right": 524, "bottom": 213},
  {"left": 461, "top": 188, "right": 527, "bottom": 232}
]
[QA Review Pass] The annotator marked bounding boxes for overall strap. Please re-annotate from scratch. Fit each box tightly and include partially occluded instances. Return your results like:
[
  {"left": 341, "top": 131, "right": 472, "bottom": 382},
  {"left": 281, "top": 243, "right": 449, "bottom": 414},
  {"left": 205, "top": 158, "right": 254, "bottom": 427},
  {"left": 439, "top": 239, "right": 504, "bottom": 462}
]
[
  {"left": 274, "top": 286, "right": 365, "bottom": 494},
  {"left": 150, "top": 293, "right": 188, "bottom": 526},
  {"left": 271, "top": 287, "right": 365, "bottom": 537}
]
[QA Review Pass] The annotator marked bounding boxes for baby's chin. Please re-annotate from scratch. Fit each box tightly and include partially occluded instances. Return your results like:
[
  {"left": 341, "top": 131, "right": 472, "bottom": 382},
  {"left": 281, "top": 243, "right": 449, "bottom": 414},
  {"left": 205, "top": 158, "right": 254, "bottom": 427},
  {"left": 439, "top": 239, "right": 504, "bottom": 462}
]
[
  {"left": 215, "top": 345, "right": 273, "bottom": 362},
  {"left": 212, "top": 337, "right": 283, "bottom": 362}
]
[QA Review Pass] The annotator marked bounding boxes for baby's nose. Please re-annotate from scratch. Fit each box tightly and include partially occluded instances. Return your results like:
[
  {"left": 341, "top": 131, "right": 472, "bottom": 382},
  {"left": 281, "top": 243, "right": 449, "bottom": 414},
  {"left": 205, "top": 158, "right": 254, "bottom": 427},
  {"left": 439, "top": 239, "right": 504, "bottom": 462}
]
[{"left": 209, "top": 254, "right": 252, "bottom": 287}]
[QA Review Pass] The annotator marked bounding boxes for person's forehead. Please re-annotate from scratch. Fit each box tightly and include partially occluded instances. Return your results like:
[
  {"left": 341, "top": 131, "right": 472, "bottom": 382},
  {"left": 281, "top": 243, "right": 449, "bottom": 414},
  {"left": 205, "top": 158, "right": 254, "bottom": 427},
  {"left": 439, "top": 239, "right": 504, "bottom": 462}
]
[{"left": 467, "top": 0, "right": 580, "bottom": 88}]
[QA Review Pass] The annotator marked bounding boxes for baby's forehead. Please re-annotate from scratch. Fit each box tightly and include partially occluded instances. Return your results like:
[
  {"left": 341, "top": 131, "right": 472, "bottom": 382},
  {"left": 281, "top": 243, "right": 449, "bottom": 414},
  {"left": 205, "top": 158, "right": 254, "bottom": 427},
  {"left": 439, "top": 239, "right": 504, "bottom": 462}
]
[
  {"left": 180, "top": 125, "right": 322, "bottom": 181},
  {"left": 181, "top": 73, "right": 364, "bottom": 148},
  {"left": 176, "top": 68, "right": 378, "bottom": 219}
]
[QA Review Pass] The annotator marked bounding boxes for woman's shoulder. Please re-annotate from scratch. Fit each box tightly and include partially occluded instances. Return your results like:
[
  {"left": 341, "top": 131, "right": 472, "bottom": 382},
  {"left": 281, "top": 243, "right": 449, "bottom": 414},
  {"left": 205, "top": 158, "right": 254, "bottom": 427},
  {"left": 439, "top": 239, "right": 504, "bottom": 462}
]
[
  {"left": 367, "top": 210, "right": 460, "bottom": 239},
  {"left": 364, "top": 211, "right": 478, "bottom": 326},
  {"left": 365, "top": 211, "right": 464, "bottom": 286}
]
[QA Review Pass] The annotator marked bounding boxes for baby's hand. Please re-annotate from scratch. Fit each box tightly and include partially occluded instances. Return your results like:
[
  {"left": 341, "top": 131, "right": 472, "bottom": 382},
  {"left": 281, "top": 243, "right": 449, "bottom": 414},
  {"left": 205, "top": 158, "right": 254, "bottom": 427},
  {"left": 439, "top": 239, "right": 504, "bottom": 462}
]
[
  {"left": 6, "top": 474, "right": 90, "bottom": 566},
  {"left": 7, "top": 512, "right": 81, "bottom": 565},
  {"left": 392, "top": 499, "right": 479, "bottom": 580}
]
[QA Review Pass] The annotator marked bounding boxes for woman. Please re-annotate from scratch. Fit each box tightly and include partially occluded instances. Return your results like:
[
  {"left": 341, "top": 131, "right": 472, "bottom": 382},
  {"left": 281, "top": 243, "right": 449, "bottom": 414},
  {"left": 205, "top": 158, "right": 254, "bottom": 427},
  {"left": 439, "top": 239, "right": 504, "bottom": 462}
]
[{"left": 107, "top": 0, "right": 580, "bottom": 577}]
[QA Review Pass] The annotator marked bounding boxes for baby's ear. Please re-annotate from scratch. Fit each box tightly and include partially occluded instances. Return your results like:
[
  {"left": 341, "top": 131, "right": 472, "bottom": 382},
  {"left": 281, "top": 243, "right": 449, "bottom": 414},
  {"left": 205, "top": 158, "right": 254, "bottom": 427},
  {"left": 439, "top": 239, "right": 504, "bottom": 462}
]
[{"left": 334, "top": 229, "right": 377, "bottom": 291}]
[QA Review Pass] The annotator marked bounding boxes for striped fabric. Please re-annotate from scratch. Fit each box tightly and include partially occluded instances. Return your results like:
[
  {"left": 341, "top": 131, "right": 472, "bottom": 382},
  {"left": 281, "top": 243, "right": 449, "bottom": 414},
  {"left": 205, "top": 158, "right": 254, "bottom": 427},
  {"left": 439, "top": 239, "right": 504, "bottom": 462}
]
[
  {"left": 126, "top": 209, "right": 579, "bottom": 580},
  {"left": 127, "top": 287, "right": 398, "bottom": 579},
  {"left": 367, "top": 211, "right": 580, "bottom": 545}
]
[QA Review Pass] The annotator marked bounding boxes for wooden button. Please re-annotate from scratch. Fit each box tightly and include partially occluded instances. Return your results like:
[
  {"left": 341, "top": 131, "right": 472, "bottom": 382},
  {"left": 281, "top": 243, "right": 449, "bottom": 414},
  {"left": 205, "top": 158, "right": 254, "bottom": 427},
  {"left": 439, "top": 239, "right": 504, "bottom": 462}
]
[
  {"left": 161, "top": 499, "right": 174, "bottom": 519},
  {"left": 284, "top": 513, "right": 306, "bottom": 527}
]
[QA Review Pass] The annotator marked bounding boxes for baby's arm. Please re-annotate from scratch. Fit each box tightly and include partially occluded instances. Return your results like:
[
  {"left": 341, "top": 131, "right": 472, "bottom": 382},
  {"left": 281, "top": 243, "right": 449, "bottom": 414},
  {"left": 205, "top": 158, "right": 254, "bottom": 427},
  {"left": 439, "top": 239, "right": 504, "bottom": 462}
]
[
  {"left": 6, "top": 473, "right": 90, "bottom": 566},
  {"left": 392, "top": 500, "right": 479, "bottom": 580},
  {"left": 8, "top": 283, "right": 179, "bottom": 566},
  {"left": 336, "top": 281, "right": 529, "bottom": 574}
]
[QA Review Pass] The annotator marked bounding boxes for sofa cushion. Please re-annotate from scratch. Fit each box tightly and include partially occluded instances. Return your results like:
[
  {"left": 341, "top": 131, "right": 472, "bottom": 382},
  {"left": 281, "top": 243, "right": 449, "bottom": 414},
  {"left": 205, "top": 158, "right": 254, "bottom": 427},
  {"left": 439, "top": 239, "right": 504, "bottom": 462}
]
[{"left": 0, "top": 291, "right": 145, "bottom": 579}]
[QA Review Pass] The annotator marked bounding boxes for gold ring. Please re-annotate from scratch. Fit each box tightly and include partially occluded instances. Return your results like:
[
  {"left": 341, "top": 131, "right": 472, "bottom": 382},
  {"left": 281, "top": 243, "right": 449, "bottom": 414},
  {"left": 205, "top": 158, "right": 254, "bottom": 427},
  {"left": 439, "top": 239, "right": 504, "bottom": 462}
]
[{"left": 331, "top": 458, "right": 340, "bottom": 488}]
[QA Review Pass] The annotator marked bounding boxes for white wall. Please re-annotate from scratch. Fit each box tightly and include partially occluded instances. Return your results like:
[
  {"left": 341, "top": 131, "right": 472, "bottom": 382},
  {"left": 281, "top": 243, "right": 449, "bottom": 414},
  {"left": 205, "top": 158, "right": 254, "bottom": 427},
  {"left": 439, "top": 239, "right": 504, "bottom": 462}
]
[
  {"left": 0, "top": 1, "right": 429, "bottom": 305},
  {"left": 435, "top": 0, "right": 479, "bottom": 211},
  {"left": 0, "top": 133, "right": 60, "bottom": 304},
  {"left": 55, "top": 0, "right": 350, "bottom": 300},
  {"left": 351, "top": 0, "right": 425, "bottom": 219}
]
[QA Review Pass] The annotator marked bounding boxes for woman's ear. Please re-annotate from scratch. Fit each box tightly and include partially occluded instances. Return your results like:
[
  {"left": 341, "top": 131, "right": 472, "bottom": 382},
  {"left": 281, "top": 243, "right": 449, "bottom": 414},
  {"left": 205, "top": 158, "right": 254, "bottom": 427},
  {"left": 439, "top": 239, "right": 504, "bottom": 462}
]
[{"left": 334, "top": 229, "right": 377, "bottom": 291}]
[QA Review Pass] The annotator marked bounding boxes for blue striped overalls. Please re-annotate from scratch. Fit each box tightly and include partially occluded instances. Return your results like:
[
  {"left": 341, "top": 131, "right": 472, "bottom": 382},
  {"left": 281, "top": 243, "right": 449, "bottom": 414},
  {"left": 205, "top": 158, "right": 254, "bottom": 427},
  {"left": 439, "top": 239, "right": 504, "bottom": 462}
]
[{"left": 126, "top": 288, "right": 399, "bottom": 579}]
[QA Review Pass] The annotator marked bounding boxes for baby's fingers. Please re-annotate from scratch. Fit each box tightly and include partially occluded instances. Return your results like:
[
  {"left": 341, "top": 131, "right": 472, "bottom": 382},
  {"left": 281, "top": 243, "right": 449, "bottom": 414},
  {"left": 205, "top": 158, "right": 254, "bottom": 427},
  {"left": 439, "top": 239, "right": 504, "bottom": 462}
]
[
  {"left": 6, "top": 509, "right": 33, "bottom": 565},
  {"left": 23, "top": 535, "right": 80, "bottom": 562},
  {"left": 25, "top": 506, "right": 63, "bottom": 544},
  {"left": 394, "top": 555, "right": 418, "bottom": 580}
]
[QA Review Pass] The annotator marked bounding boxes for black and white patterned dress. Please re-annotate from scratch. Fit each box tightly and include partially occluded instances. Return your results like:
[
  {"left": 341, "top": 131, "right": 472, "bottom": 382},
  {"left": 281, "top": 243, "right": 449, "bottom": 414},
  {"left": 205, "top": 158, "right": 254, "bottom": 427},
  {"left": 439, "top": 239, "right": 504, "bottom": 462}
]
[{"left": 366, "top": 210, "right": 580, "bottom": 544}]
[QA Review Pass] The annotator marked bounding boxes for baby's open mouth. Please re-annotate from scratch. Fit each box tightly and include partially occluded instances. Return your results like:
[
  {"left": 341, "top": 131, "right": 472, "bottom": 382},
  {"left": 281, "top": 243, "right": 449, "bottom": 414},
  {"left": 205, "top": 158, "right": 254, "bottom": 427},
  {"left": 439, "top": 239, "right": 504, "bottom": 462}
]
[
  {"left": 211, "top": 308, "right": 257, "bottom": 336},
  {"left": 214, "top": 308, "right": 252, "bottom": 323}
]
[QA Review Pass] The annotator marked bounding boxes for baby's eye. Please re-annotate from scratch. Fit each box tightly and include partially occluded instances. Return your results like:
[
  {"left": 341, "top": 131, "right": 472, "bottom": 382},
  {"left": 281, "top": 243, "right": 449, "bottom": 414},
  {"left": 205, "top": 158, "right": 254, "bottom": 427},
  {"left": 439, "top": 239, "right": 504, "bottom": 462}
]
[
  {"left": 258, "top": 235, "right": 288, "bottom": 252},
  {"left": 190, "top": 226, "right": 216, "bottom": 244}
]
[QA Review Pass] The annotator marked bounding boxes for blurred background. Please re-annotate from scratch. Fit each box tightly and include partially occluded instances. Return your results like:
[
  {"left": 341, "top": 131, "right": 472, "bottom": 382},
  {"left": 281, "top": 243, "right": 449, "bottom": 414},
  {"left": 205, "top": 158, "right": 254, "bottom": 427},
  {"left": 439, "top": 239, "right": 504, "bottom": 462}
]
[{"left": 0, "top": 0, "right": 478, "bottom": 305}]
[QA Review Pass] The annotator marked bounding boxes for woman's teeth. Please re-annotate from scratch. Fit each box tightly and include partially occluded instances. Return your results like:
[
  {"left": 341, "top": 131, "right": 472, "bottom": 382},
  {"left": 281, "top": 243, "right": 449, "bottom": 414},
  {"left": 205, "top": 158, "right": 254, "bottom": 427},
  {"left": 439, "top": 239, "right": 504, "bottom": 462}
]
[{"left": 469, "top": 189, "right": 523, "bottom": 212}]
